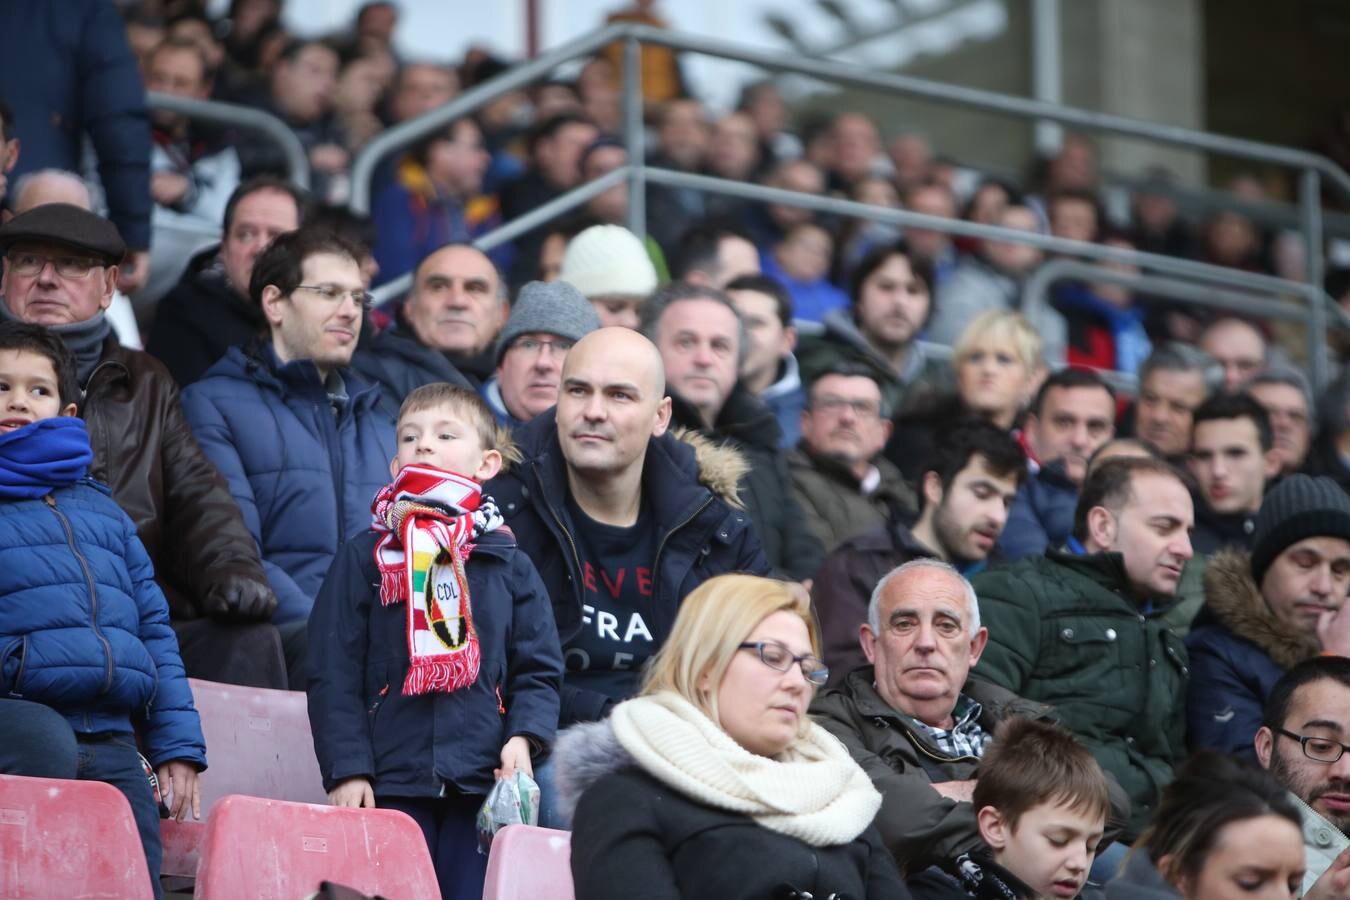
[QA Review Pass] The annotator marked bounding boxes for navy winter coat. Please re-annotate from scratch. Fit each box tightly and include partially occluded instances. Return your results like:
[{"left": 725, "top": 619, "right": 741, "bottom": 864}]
[
  {"left": 0, "top": 1, "right": 151, "bottom": 249},
  {"left": 996, "top": 461, "right": 1077, "bottom": 561},
  {"left": 487, "top": 410, "right": 771, "bottom": 725},
  {"left": 307, "top": 528, "right": 563, "bottom": 797},
  {"left": 0, "top": 482, "right": 205, "bottom": 769},
  {"left": 1185, "top": 550, "right": 1319, "bottom": 758},
  {"left": 181, "top": 345, "right": 396, "bottom": 623}
]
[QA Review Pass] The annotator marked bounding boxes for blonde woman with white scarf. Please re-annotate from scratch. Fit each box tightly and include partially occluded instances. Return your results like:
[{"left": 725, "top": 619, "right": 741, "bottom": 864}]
[{"left": 554, "top": 574, "right": 912, "bottom": 900}]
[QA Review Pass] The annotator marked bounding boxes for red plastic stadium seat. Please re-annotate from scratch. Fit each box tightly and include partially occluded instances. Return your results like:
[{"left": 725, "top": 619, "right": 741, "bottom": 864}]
[
  {"left": 483, "top": 825, "right": 574, "bottom": 900},
  {"left": 160, "top": 678, "right": 328, "bottom": 878},
  {"left": 0, "top": 773, "right": 154, "bottom": 899},
  {"left": 194, "top": 794, "right": 438, "bottom": 899}
]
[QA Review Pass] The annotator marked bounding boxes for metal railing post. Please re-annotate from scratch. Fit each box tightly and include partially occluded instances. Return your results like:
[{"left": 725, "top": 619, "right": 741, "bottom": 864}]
[
  {"left": 623, "top": 36, "right": 647, "bottom": 241},
  {"left": 146, "top": 92, "right": 311, "bottom": 189},
  {"left": 1302, "top": 169, "right": 1329, "bottom": 392}
]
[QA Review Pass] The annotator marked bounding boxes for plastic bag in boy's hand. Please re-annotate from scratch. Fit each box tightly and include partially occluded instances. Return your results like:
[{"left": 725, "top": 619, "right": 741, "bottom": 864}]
[{"left": 475, "top": 770, "right": 541, "bottom": 855}]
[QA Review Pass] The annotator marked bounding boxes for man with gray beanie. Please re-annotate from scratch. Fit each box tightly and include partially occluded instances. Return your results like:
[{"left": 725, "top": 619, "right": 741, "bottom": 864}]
[
  {"left": 1187, "top": 474, "right": 1350, "bottom": 757},
  {"left": 482, "top": 280, "right": 601, "bottom": 427}
]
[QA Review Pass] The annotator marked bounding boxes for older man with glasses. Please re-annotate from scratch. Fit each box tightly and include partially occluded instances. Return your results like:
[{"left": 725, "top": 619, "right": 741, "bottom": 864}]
[
  {"left": 787, "top": 364, "right": 916, "bottom": 553},
  {"left": 0, "top": 203, "right": 289, "bottom": 689},
  {"left": 481, "top": 279, "right": 600, "bottom": 429},
  {"left": 182, "top": 225, "right": 395, "bottom": 670}
]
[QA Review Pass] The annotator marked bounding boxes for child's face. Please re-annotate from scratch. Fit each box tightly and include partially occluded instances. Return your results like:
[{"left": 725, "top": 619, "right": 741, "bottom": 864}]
[
  {"left": 979, "top": 799, "right": 1103, "bottom": 899},
  {"left": 392, "top": 403, "right": 502, "bottom": 482},
  {"left": 0, "top": 349, "right": 76, "bottom": 432}
]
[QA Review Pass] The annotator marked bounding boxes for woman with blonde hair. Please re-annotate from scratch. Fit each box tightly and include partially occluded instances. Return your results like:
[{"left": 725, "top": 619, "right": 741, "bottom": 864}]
[
  {"left": 554, "top": 574, "right": 910, "bottom": 899},
  {"left": 886, "top": 310, "right": 1043, "bottom": 482}
]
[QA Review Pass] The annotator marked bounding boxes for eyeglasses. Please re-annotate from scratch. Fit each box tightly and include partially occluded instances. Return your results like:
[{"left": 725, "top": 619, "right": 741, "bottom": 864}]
[
  {"left": 738, "top": 641, "right": 829, "bottom": 687},
  {"left": 1276, "top": 728, "right": 1350, "bottom": 763},
  {"left": 293, "top": 283, "right": 374, "bottom": 310},
  {"left": 512, "top": 337, "right": 574, "bottom": 356},
  {"left": 5, "top": 251, "right": 102, "bottom": 279},
  {"left": 811, "top": 395, "right": 882, "bottom": 419}
]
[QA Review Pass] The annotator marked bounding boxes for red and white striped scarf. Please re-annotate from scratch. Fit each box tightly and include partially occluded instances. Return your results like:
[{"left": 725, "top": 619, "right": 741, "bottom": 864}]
[{"left": 370, "top": 464, "right": 503, "bottom": 695}]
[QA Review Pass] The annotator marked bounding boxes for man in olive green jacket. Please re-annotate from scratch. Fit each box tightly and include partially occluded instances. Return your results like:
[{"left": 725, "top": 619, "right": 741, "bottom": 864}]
[{"left": 972, "top": 456, "right": 1194, "bottom": 839}]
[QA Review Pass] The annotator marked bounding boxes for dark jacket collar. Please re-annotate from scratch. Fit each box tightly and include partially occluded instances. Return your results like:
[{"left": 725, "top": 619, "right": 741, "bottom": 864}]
[
  {"left": 224, "top": 342, "right": 380, "bottom": 414},
  {"left": 1046, "top": 545, "right": 1173, "bottom": 611}
]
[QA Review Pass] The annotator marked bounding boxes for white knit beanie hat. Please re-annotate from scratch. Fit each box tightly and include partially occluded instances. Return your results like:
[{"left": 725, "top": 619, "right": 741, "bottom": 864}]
[{"left": 559, "top": 224, "right": 659, "bottom": 298}]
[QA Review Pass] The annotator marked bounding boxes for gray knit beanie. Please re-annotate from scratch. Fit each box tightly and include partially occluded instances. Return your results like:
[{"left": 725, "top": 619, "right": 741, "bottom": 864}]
[
  {"left": 495, "top": 280, "right": 601, "bottom": 365},
  {"left": 1250, "top": 474, "right": 1350, "bottom": 585}
]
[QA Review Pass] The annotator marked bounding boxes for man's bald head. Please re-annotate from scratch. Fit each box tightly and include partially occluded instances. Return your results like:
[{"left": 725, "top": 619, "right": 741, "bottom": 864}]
[
  {"left": 564, "top": 326, "right": 666, "bottom": 398},
  {"left": 557, "top": 326, "right": 672, "bottom": 483},
  {"left": 12, "top": 170, "right": 92, "bottom": 213}
]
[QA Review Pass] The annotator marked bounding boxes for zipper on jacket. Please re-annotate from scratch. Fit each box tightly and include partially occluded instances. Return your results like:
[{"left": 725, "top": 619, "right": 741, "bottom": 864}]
[
  {"left": 46, "top": 495, "right": 116, "bottom": 694},
  {"left": 541, "top": 490, "right": 584, "bottom": 596},
  {"left": 322, "top": 393, "right": 349, "bottom": 545},
  {"left": 651, "top": 496, "right": 715, "bottom": 604}
]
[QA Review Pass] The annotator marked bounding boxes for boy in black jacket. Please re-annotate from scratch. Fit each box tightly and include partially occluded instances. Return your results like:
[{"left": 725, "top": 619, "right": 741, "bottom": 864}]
[
  {"left": 307, "top": 383, "right": 563, "bottom": 900},
  {"left": 908, "top": 718, "right": 1110, "bottom": 900}
]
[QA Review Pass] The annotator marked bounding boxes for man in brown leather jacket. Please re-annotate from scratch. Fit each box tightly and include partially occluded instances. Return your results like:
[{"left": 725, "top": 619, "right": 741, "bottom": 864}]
[{"left": 0, "top": 203, "right": 290, "bottom": 688}]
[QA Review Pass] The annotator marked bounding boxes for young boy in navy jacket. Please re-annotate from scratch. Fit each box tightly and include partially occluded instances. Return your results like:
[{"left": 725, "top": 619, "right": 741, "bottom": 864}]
[
  {"left": 307, "top": 382, "right": 563, "bottom": 900},
  {"left": 0, "top": 322, "right": 205, "bottom": 899}
]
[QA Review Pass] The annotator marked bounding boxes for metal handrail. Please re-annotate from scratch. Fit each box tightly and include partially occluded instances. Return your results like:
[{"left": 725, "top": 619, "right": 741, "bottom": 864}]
[
  {"left": 145, "top": 91, "right": 311, "bottom": 189},
  {"left": 348, "top": 22, "right": 1350, "bottom": 387}
]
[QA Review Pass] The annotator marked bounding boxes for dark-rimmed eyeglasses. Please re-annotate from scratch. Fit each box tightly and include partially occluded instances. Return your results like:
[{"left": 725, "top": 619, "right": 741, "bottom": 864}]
[
  {"left": 293, "top": 283, "right": 374, "bottom": 310},
  {"left": 1276, "top": 728, "right": 1350, "bottom": 763},
  {"left": 5, "top": 251, "right": 102, "bottom": 279},
  {"left": 738, "top": 641, "right": 829, "bottom": 687}
]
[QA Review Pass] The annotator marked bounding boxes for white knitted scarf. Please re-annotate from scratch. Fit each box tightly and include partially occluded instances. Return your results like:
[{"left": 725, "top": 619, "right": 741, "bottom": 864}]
[{"left": 609, "top": 691, "right": 881, "bottom": 847}]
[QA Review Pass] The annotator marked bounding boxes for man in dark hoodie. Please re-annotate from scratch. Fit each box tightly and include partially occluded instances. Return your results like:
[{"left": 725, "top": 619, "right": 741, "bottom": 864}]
[
  {"left": 147, "top": 175, "right": 307, "bottom": 385},
  {"left": 1186, "top": 475, "right": 1350, "bottom": 758},
  {"left": 642, "top": 281, "right": 824, "bottom": 582}
]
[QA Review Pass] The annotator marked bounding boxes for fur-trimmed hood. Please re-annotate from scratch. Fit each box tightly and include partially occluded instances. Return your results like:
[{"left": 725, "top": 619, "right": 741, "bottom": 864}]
[
  {"left": 551, "top": 719, "right": 633, "bottom": 827},
  {"left": 1202, "top": 549, "right": 1320, "bottom": 668},
  {"left": 671, "top": 427, "right": 747, "bottom": 509}
]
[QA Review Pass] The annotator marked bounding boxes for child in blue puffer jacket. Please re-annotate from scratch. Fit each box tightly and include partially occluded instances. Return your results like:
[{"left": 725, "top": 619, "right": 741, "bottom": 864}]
[
  {"left": 0, "top": 322, "right": 206, "bottom": 898},
  {"left": 307, "top": 382, "right": 563, "bottom": 900}
]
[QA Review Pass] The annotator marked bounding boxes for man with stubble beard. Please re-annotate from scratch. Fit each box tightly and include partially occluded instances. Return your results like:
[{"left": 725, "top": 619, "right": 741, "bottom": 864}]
[{"left": 813, "top": 420, "right": 1025, "bottom": 682}]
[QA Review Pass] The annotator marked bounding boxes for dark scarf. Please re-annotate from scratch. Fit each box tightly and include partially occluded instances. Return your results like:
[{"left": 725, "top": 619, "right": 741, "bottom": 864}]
[
  {"left": 0, "top": 305, "right": 111, "bottom": 385},
  {"left": 0, "top": 418, "right": 93, "bottom": 499}
]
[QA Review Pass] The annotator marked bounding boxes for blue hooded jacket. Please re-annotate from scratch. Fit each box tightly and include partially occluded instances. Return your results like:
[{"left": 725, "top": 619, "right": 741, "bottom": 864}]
[
  {"left": 0, "top": 479, "right": 205, "bottom": 768},
  {"left": 181, "top": 345, "right": 396, "bottom": 623}
]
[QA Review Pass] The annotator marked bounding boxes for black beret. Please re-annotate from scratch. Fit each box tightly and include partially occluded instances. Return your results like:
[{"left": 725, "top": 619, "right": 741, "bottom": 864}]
[{"left": 0, "top": 203, "right": 126, "bottom": 266}]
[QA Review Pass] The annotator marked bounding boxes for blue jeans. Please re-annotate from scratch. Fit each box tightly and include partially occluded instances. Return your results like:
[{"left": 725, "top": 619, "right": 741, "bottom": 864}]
[
  {"left": 379, "top": 793, "right": 486, "bottom": 900},
  {"left": 0, "top": 697, "right": 77, "bottom": 778},
  {"left": 77, "top": 733, "right": 164, "bottom": 900}
]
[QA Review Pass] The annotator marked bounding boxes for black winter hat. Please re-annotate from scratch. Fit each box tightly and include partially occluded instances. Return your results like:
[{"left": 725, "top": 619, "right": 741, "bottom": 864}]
[{"left": 1250, "top": 474, "right": 1350, "bottom": 585}]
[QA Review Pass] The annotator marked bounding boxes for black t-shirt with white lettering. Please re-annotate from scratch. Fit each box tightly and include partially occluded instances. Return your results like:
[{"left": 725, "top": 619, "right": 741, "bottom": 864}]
[{"left": 561, "top": 494, "right": 659, "bottom": 706}]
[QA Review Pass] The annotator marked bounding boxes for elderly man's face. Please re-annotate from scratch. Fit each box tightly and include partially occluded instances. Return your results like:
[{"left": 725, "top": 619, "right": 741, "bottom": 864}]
[
  {"left": 496, "top": 331, "right": 574, "bottom": 423},
  {"left": 2, "top": 241, "right": 116, "bottom": 326},
  {"left": 1258, "top": 678, "right": 1350, "bottom": 833},
  {"left": 405, "top": 246, "right": 505, "bottom": 356},
  {"left": 860, "top": 565, "right": 988, "bottom": 728}
]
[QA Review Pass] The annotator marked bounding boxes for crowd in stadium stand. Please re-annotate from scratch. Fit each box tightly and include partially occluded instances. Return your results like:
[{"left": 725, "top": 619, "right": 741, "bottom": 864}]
[{"left": 6, "top": 0, "right": 1350, "bottom": 898}]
